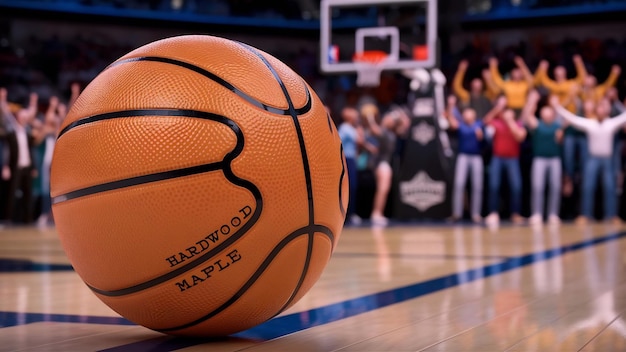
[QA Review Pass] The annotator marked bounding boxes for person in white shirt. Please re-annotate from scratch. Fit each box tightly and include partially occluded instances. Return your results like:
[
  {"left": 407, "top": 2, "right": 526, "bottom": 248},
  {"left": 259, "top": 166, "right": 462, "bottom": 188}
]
[
  {"left": 551, "top": 96, "right": 626, "bottom": 225},
  {"left": 0, "top": 88, "right": 38, "bottom": 224}
]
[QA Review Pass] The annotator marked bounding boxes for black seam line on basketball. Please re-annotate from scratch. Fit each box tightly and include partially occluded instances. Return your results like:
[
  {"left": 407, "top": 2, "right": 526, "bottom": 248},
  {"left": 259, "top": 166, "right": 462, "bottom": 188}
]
[
  {"left": 236, "top": 42, "right": 317, "bottom": 322},
  {"left": 57, "top": 108, "right": 241, "bottom": 140},
  {"left": 276, "top": 231, "right": 315, "bottom": 315},
  {"left": 338, "top": 144, "right": 346, "bottom": 217},
  {"left": 51, "top": 162, "right": 224, "bottom": 204},
  {"left": 80, "top": 111, "right": 264, "bottom": 297},
  {"left": 235, "top": 42, "right": 315, "bottom": 227},
  {"left": 54, "top": 109, "right": 238, "bottom": 203},
  {"left": 157, "top": 224, "right": 334, "bottom": 333},
  {"left": 326, "top": 113, "right": 334, "bottom": 135},
  {"left": 106, "top": 56, "right": 312, "bottom": 116}
]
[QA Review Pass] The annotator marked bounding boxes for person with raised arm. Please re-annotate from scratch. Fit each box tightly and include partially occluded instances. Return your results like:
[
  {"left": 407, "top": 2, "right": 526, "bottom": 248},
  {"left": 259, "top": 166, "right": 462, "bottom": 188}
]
[
  {"left": 534, "top": 55, "right": 586, "bottom": 113},
  {"left": 0, "top": 92, "right": 11, "bottom": 222},
  {"left": 445, "top": 95, "right": 484, "bottom": 223},
  {"left": 606, "top": 86, "right": 626, "bottom": 195},
  {"left": 36, "top": 83, "right": 80, "bottom": 227},
  {"left": 521, "top": 90, "right": 563, "bottom": 225},
  {"left": 452, "top": 60, "right": 492, "bottom": 120},
  {"left": 364, "top": 103, "right": 409, "bottom": 227},
  {"left": 0, "top": 89, "right": 38, "bottom": 224},
  {"left": 489, "top": 56, "right": 534, "bottom": 115},
  {"left": 580, "top": 64, "right": 621, "bottom": 104},
  {"left": 483, "top": 96, "right": 527, "bottom": 226},
  {"left": 35, "top": 96, "right": 59, "bottom": 227},
  {"left": 481, "top": 68, "right": 501, "bottom": 102},
  {"left": 536, "top": 55, "right": 586, "bottom": 198},
  {"left": 360, "top": 103, "right": 387, "bottom": 226},
  {"left": 551, "top": 96, "right": 626, "bottom": 225}
]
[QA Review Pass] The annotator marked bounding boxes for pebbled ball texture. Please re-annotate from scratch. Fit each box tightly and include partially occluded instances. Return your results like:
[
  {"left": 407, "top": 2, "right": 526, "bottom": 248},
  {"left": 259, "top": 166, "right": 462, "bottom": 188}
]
[{"left": 51, "top": 35, "right": 348, "bottom": 336}]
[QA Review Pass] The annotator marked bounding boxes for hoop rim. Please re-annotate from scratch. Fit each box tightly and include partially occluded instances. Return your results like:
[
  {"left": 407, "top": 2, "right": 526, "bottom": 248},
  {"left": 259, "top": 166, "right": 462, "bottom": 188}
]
[{"left": 352, "top": 50, "right": 389, "bottom": 65}]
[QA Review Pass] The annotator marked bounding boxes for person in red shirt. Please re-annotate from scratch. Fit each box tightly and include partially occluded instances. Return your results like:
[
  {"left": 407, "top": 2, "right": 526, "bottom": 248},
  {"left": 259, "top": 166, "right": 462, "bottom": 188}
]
[{"left": 483, "top": 96, "right": 527, "bottom": 226}]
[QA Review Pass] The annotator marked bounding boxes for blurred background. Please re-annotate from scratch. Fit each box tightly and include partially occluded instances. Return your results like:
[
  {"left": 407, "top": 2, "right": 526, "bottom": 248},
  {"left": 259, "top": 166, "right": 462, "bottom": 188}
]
[
  {"left": 0, "top": 0, "right": 625, "bottom": 226},
  {"left": 1, "top": 1, "right": 624, "bottom": 113}
]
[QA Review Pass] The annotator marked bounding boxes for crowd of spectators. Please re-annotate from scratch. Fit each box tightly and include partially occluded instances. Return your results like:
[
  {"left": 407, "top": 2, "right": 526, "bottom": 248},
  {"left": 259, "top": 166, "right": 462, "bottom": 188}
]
[
  {"left": 1, "top": 18, "right": 625, "bottom": 226},
  {"left": 334, "top": 36, "right": 626, "bottom": 226},
  {"left": 7, "top": 0, "right": 313, "bottom": 20}
]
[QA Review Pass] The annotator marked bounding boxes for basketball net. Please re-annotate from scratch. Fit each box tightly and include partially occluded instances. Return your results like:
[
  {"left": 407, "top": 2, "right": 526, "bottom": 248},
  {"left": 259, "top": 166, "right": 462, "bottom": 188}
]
[{"left": 353, "top": 50, "right": 389, "bottom": 87}]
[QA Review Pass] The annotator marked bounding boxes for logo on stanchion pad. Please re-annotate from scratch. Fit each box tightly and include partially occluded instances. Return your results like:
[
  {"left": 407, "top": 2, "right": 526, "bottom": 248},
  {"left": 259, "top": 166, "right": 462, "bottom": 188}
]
[
  {"left": 412, "top": 121, "right": 435, "bottom": 145},
  {"left": 412, "top": 98, "right": 435, "bottom": 117},
  {"left": 399, "top": 171, "right": 445, "bottom": 211}
]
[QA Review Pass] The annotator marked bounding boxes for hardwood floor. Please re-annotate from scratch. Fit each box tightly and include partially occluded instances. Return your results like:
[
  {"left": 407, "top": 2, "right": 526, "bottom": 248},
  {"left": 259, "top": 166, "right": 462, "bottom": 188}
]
[{"left": 1, "top": 223, "right": 625, "bottom": 351}]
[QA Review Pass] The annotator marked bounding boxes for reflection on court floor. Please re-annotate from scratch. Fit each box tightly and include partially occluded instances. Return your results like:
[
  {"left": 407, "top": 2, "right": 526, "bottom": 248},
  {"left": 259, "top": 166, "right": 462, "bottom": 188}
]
[{"left": 1, "top": 224, "right": 625, "bottom": 351}]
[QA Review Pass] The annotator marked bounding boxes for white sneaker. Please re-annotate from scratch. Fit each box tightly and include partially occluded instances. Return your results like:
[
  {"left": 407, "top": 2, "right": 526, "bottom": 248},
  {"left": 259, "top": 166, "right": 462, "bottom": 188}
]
[
  {"left": 349, "top": 214, "right": 362, "bottom": 226},
  {"left": 528, "top": 214, "right": 543, "bottom": 226},
  {"left": 37, "top": 214, "right": 49, "bottom": 229},
  {"left": 548, "top": 214, "right": 561, "bottom": 225},
  {"left": 484, "top": 212, "right": 499, "bottom": 226},
  {"left": 371, "top": 214, "right": 389, "bottom": 227}
]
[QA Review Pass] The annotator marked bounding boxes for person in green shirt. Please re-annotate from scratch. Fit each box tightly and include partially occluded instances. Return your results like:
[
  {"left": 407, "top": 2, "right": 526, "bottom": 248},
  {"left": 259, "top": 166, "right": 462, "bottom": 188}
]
[{"left": 521, "top": 90, "right": 563, "bottom": 225}]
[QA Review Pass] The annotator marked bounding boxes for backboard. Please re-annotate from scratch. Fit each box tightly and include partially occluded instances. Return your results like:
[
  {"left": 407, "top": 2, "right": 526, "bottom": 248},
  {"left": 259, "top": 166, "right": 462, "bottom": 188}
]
[{"left": 320, "top": 0, "right": 438, "bottom": 86}]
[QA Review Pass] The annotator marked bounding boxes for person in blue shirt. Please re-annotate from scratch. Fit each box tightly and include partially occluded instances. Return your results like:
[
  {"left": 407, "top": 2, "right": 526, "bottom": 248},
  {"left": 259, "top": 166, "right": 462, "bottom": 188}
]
[
  {"left": 338, "top": 107, "right": 364, "bottom": 225},
  {"left": 445, "top": 95, "right": 484, "bottom": 223}
]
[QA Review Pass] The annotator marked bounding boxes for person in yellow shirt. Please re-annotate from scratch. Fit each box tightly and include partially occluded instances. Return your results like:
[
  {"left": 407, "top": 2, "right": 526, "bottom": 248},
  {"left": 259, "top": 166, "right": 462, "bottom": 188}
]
[
  {"left": 580, "top": 65, "right": 621, "bottom": 103},
  {"left": 534, "top": 55, "right": 586, "bottom": 113},
  {"left": 452, "top": 60, "right": 492, "bottom": 120},
  {"left": 489, "top": 56, "right": 535, "bottom": 113}
]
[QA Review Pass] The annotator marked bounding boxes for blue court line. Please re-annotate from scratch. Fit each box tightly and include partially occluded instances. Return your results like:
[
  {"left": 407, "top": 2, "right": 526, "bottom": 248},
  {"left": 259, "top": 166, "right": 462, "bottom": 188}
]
[
  {"left": 332, "top": 252, "right": 508, "bottom": 260},
  {"left": 0, "top": 249, "right": 68, "bottom": 255},
  {"left": 0, "top": 312, "right": 133, "bottom": 328},
  {"left": 1, "top": 230, "right": 624, "bottom": 352},
  {"left": 0, "top": 258, "right": 74, "bottom": 272},
  {"left": 99, "top": 230, "right": 626, "bottom": 351}
]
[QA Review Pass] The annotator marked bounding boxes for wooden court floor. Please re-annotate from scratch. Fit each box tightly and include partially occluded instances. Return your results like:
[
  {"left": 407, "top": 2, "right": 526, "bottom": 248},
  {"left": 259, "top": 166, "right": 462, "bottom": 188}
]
[{"left": 1, "top": 223, "right": 625, "bottom": 351}]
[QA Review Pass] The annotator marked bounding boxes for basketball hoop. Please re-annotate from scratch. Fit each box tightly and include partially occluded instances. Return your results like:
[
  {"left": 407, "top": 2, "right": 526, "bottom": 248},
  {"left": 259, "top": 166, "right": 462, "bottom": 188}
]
[
  {"left": 353, "top": 50, "right": 388, "bottom": 87},
  {"left": 320, "top": 1, "right": 439, "bottom": 86}
]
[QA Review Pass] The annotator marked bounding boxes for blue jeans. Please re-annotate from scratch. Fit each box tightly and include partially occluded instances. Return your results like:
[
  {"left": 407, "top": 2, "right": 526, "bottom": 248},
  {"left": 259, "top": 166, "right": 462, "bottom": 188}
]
[
  {"left": 582, "top": 156, "right": 616, "bottom": 219},
  {"left": 563, "top": 134, "right": 588, "bottom": 178},
  {"left": 613, "top": 139, "right": 622, "bottom": 182},
  {"left": 531, "top": 157, "right": 561, "bottom": 217},
  {"left": 346, "top": 157, "right": 358, "bottom": 217},
  {"left": 452, "top": 153, "right": 483, "bottom": 218},
  {"left": 489, "top": 157, "right": 522, "bottom": 214},
  {"left": 41, "top": 162, "right": 51, "bottom": 216}
]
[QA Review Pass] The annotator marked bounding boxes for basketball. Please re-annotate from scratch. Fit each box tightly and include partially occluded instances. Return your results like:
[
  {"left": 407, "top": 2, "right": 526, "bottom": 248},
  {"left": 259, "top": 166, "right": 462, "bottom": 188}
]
[{"left": 49, "top": 35, "right": 348, "bottom": 336}]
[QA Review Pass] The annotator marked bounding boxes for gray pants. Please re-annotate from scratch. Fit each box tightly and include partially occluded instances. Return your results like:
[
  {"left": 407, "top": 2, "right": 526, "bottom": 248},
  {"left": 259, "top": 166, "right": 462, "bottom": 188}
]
[
  {"left": 452, "top": 153, "right": 483, "bottom": 218},
  {"left": 531, "top": 157, "right": 562, "bottom": 217}
]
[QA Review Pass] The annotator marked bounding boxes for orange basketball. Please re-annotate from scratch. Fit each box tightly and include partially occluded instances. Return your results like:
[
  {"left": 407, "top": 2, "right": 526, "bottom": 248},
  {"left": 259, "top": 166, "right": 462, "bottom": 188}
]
[{"left": 50, "top": 35, "right": 347, "bottom": 336}]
